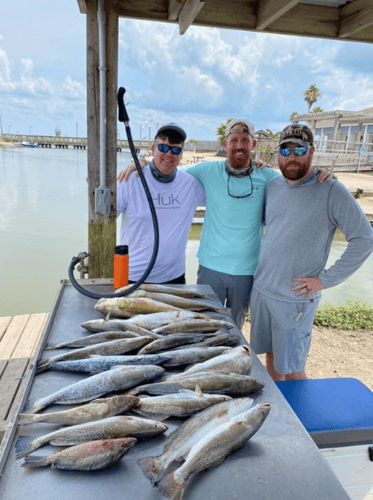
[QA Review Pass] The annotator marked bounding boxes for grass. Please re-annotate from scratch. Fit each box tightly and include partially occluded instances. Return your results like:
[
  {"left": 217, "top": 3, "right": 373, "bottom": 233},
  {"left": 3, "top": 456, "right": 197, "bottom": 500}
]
[
  {"left": 188, "top": 224, "right": 202, "bottom": 240},
  {"left": 313, "top": 300, "right": 373, "bottom": 330}
]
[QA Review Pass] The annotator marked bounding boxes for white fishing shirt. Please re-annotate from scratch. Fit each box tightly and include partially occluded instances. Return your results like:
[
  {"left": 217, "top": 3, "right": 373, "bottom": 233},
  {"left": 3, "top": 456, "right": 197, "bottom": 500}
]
[{"left": 117, "top": 165, "right": 206, "bottom": 282}]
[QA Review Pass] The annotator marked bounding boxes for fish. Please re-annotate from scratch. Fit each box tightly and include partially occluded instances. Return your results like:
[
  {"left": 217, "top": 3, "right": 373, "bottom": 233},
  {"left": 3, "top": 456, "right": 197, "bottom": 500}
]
[
  {"left": 137, "top": 332, "right": 218, "bottom": 355},
  {"left": 127, "top": 311, "right": 208, "bottom": 330},
  {"left": 153, "top": 319, "right": 235, "bottom": 335},
  {"left": 171, "top": 345, "right": 253, "bottom": 377},
  {"left": 45, "top": 331, "right": 141, "bottom": 349},
  {"left": 116, "top": 283, "right": 215, "bottom": 300},
  {"left": 36, "top": 336, "right": 154, "bottom": 373},
  {"left": 81, "top": 318, "right": 158, "bottom": 337},
  {"left": 128, "top": 291, "right": 230, "bottom": 315},
  {"left": 137, "top": 397, "right": 254, "bottom": 485},
  {"left": 132, "top": 390, "right": 232, "bottom": 421},
  {"left": 94, "top": 297, "right": 184, "bottom": 317},
  {"left": 17, "top": 395, "right": 140, "bottom": 425},
  {"left": 129, "top": 370, "right": 264, "bottom": 397},
  {"left": 160, "top": 346, "right": 229, "bottom": 368},
  {"left": 27, "top": 365, "right": 165, "bottom": 413},
  {"left": 15, "top": 415, "right": 167, "bottom": 459},
  {"left": 157, "top": 403, "right": 271, "bottom": 500},
  {"left": 177, "top": 332, "right": 241, "bottom": 349},
  {"left": 21, "top": 438, "right": 137, "bottom": 471},
  {"left": 42, "top": 353, "right": 175, "bottom": 374}
]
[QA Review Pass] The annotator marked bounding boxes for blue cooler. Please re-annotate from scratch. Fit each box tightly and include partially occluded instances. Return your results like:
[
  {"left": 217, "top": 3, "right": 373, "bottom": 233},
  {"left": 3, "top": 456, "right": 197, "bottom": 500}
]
[{"left": 276, "top": 378, "right": 373, "bottom": 500}]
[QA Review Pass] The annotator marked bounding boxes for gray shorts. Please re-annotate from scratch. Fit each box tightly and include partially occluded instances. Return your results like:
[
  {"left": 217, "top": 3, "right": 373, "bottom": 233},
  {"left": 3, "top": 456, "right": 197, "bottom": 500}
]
[
  {"left": 249, "top": 287, "right": 320, "bottom": 374},
  {"left": 197, "top": 264, "right": 253, "bottom": 329}
]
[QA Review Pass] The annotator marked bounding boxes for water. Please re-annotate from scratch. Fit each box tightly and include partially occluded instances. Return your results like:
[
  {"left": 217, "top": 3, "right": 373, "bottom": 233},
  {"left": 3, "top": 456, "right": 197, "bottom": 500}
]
[{"left": 0, "top": 147, "right": 372, "bottom": 317}]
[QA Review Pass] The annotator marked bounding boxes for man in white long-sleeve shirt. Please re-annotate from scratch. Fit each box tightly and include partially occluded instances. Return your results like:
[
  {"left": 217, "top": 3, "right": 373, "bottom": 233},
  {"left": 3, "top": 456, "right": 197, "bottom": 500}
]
[{"left": 250, "top": 123, "right": 373, "bottom": 381}]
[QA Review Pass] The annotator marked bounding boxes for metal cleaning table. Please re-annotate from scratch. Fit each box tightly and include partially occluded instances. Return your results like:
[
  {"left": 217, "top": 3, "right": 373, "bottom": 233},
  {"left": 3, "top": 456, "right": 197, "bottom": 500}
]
[{"left": 0, "top": 281, "right": 350, "bottom": 500}]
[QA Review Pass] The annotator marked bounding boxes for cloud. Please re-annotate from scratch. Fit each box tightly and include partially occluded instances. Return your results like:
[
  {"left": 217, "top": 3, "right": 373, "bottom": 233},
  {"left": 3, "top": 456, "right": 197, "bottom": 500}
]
[{"left": 62, "top": 76, "right": 85, "bottom": 99}]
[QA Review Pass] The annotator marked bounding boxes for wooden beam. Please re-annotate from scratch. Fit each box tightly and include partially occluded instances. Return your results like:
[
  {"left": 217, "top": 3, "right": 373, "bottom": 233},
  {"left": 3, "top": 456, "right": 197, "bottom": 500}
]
[
  {"left": 256, "top": 0, "right": 299, "bottom": 31},
  {"left": 0, "top": 315, "right": 30, "bottom": 361},
  {"left": 179, "top": 0, "right": 205, "bottom": 34},
  {"left": 0, "top": 317, "right": 11, "bottom": 342},
  {"left": 86, "top": 0, "right": 118, "bottom": 279},
  {"left": 339, "top": 0, "right": 373, "bottom": 38},
  {"left": 169, "top": 0, "right": 184, "bottom": 21}
]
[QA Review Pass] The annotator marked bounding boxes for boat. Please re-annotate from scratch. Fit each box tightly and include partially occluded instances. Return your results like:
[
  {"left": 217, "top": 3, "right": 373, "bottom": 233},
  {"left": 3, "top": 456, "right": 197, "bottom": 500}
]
[{"left": 21, "top": 140, "right": 37, "bottom": 148}]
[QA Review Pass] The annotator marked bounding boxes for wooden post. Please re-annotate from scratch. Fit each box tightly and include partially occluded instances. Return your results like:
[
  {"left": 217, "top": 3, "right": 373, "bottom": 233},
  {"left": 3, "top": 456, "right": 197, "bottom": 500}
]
[{"left": 86, "top": 0, "right": 118, "bottom": 278}]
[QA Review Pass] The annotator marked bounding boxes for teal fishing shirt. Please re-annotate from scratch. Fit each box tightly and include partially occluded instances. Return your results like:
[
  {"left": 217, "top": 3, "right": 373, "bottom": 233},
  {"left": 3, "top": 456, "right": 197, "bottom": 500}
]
[{"left": 187, "top": 161, "right": 279, "bottom": 275}]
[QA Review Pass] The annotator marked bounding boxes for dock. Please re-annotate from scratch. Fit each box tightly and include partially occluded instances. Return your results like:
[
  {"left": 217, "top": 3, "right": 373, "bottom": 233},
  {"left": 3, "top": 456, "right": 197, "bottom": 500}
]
[{"left": 0, "top": 313, "right": 48, "bottom": 441}]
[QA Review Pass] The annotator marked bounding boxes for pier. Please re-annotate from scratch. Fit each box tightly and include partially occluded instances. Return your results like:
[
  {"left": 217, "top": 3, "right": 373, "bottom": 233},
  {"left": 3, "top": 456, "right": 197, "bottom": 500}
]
[{"left": 0, "top": 313, "right": 48, "bottom": 441}]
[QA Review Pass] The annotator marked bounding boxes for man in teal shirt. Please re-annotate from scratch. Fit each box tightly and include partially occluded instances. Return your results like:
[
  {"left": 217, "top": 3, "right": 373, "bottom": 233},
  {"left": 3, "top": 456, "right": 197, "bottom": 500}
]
[{"left": 186, "top": 120, "right": 278, "bottom": 328}]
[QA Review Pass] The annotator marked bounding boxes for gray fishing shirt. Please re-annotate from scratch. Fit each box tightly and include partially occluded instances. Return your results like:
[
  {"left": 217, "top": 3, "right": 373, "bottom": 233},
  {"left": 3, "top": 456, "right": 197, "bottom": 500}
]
[{"left": 253, "top": 170, "right": 373, "bottom": 302}]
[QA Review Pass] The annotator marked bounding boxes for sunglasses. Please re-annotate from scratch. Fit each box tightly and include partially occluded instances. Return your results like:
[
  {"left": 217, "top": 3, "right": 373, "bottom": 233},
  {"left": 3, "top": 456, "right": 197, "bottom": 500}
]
[
  {"left": 279, "top": 146, "right": 308, "bottom": 157},
  {"left": 156, "top": 143, "right": 182, "bottom": 155},
  {"left": 227, "top": 174, "right": 253, "bottom": 199}
]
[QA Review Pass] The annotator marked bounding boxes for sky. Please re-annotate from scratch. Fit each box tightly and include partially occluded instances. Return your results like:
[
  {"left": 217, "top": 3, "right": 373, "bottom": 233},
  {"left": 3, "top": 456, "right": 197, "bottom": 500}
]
[{"left": 1, "top": 0, "right": 373, "bottom": 142}]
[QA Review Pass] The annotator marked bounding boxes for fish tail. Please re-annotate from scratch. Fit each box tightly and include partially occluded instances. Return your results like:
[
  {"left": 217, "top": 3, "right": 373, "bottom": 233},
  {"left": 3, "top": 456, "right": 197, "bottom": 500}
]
[
  {"left": 17, "top": 413, "right": 41, "bottom": 424},
  {"left": 21, "top": 455, "right": 48, "bottom": 468},
  {"left": 15, "top": 436, "right": 36, "bottom": 459},
  {"left": 157, "top": 472, "right": 185, "bottom": 500},
  {"left": 35, "top": 361, "right": 50, "bottom": 374},
  {"left": 137, "top": 456, "right": 165, "bottom": 486},
  {"left": 44, "top": 342, "right": 58, "bottom": 350}
]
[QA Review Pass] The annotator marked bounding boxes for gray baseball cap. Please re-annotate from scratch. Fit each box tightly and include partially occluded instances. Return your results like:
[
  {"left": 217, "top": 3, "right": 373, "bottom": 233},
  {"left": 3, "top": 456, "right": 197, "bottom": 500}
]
[
  {"left": 279, "top": 123, "right": 314, "bottom": 147},
  {"left": 225, "top": 119, "right": 255, "bottom": 138}
]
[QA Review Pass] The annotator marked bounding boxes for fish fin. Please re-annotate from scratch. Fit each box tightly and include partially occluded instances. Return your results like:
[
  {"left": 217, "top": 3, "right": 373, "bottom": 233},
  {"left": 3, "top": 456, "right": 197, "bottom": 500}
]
[
  {"left": 157, "top": 472, "right": 185, "bottom": 500},
  {"left": 21, "top": 455, "right": 48, "bottom": 468},
  {"left": 105, "top": 312, "right": 111, "bottom": 322},
  {"left": 132, "top": 409, "right": 168, "bottom": 422},
  {"left": 15, "top": 436, "right": 35, "bottom": 460},
  {"left": 137, "top": 456, "right": 165, "bottom": 486},
  {"left": 194, "top": 385, "right": 203, "bottom": 397}
]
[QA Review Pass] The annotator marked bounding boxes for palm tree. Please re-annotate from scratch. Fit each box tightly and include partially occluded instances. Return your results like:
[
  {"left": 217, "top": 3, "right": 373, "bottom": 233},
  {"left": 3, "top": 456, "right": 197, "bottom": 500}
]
[
  {"left": 216, "top": 118, "right": 233, "bottom": 146},
  {"left": 312, "top": 107, "right": 324, "bottom": 113},
  {"left": 290, "top": 112, "right": 298, "bottom": 123},
  {"left": 304, "top": 84, "right": 321, "bottom": 113},
  {"left": 265, "top": 129, "right": 280, "bottom": 139}
]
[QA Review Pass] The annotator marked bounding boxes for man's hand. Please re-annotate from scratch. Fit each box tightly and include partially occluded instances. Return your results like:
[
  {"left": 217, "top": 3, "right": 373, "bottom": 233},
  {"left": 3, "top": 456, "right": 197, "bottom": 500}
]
[
  {"left": 291, "top": 276, "right": 325, "bottom": 299},
  {"left": 316, "top": 168, "right": 337, "bottom": 183},
  {"left": 254, "top": 160, "right": 270, "bottom": 170},
  {"left": 117, "top": 158, "right": 149, "bottom": 182}
]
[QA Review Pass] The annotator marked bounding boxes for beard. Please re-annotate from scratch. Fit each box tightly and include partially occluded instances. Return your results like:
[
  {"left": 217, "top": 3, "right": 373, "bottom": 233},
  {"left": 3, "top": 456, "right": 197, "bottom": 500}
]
[
  {"left": 228, "top": 149, "right": 251, "bottom": 169},
  {"left": 280, "top": 161, "right": 310, "bottom": 181}
]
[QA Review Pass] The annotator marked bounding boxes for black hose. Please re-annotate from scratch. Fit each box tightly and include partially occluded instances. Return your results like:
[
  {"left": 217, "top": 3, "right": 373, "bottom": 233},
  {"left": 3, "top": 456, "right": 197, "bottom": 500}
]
[{"left": 68, "top": 87, "right": 159, "bottom": 300}]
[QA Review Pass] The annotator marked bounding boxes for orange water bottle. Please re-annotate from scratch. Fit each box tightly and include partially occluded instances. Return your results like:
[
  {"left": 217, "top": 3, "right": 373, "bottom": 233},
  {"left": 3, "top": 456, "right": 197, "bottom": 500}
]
[{"left": 114, "top": 245, "right": 129, "bottom": 289}]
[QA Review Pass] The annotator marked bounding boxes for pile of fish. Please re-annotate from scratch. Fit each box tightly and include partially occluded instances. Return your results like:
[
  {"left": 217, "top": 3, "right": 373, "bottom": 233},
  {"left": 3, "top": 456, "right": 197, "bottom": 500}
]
[{"left": 17, "top": 284, "right": 270, "bottom": 498}]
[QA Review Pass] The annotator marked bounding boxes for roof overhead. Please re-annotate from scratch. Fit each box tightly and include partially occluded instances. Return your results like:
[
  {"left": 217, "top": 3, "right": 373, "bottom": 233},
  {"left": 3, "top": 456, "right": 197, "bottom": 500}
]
[{"left": 77, "top": 0, "right": 373, "bottom": 43}]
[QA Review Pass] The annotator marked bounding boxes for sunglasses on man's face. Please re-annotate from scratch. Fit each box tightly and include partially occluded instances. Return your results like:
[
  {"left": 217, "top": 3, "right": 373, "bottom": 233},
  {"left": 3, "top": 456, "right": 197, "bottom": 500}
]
[
  {"left": 279, "top": 145, "right": 308, "bottom": 157},
  {"left": 156, "top": 143, "right": 182, "bottom": 155}
]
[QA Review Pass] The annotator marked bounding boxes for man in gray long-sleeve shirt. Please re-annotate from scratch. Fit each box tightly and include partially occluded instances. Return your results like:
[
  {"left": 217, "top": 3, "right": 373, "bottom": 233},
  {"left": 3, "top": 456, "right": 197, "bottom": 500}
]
[{"left": 250, "top": 123, "right": 373, "bottom": 381}]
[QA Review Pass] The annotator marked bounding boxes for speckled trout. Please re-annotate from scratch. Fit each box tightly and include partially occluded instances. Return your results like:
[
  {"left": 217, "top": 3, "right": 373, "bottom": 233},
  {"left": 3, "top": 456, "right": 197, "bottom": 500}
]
[
  {"left": 115, "top": 283, "right": 215, "bottom": 299},
  {"left": 129, "top": 370, "right": 264, "bottom": 396},
  {"left": 95, "top": 297, "right": 184, "bottom": 317},
  {"left": 169, "top": 345, "right": 253, "bottom": 378},
  {"left": 157, "top": 404, "right": 271, "bottom": 500},
  {"left": 137, "top": 397, "right": 254, "bottom": 485},
  {"left": 16, "top": 415, "right": 167, "bottom": 459},
  {"left": 36, "top": 336, "right": 153, "bottom": 373},
  {"left": 17, "top": 395, "right": 140, "bottom": 425},
  {"left": 28, "top": 365, "right": 165, "bottom": 413},
  {"left": 21, "top": 438, "right": 137, "bottom": 471},
  {"left": 45, "top": 331, "right": 141, "bottom": 350},
  {"left": 81, "top": 318, "right": 158, "bottom": 337}
]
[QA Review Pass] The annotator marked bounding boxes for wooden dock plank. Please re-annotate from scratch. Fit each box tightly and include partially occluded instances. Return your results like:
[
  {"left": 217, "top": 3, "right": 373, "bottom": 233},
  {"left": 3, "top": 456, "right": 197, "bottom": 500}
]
[
  {"left": 12, "top": 313, "right": 49, "bottom": 359},
  {"left": 0, "top": 317, "right": 12, "bottom": 341},
  {"left": 0, "top": 315, "right": 30, "bottom": 361},
  {"left": 0, "top": 358, "right": 29, "bottom": 422}
]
